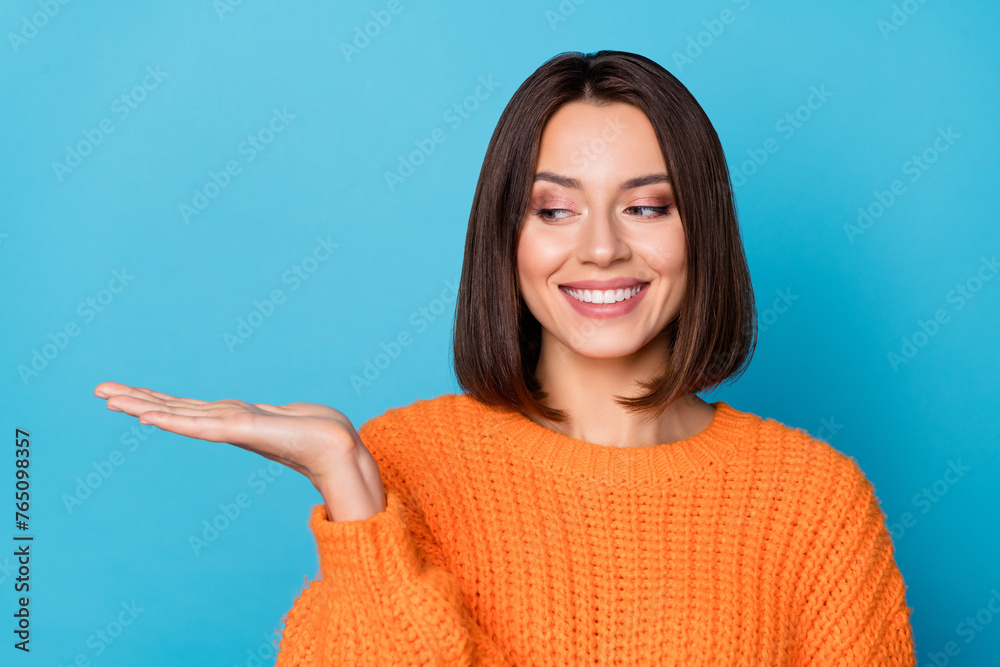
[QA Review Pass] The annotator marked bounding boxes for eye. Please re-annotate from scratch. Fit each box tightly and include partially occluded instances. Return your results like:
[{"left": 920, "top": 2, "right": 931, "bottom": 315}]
[
  {"left": 625, "top": 205, "right": 673, "bottom": 218},
  {"left": 533, "top": 208, "right": 573, "bottom": 221}
]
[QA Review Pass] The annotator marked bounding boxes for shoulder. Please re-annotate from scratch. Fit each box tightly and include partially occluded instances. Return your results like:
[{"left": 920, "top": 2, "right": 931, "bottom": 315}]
[
  {"left": 354, "top": 393, "right": 502, "bottom": 501},
  {"left": 758, "top": 408, "right": 866, "bottom": 474},
  {"left": 730, "top": 404, "right": 880, "bottom": 509},
  {"left": 728, "top": 406, "right": 898, "bottom": 585},
  {"left": 356, "top": 392, "right": 496, "bottom": 439},
  {"left": 355, "top": 392, "right": 502, "bottom": 466}
]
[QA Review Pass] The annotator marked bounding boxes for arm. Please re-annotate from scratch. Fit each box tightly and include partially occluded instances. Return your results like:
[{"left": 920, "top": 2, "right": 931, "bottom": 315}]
[
  {"left": 795, "top": 457, "right": 916, "bottom": 666},
  {"left": 88, "top": 384, "right": 507, "bottom": 664},
  {"left": 275, "top": 417, "right": 513, "bottom": 667}
]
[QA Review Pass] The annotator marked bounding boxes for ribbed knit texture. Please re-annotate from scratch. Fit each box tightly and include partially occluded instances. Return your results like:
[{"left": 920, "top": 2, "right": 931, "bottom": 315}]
[{"left": 274, "top": 393, "right": 916, "bottom": 666}]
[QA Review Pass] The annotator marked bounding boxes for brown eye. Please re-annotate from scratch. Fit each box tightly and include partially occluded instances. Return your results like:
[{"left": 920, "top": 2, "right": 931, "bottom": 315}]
[
  {"left": 625, "top": 205, "right": 672, "bottom": 217},
  {"left": 534, "top": 208, "right": 573, "bottom": 221}
]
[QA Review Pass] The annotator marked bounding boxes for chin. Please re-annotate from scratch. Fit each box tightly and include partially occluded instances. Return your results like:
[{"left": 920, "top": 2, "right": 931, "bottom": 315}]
[{"left": 561, "top": 336, "right": 647, "bottom": 360}]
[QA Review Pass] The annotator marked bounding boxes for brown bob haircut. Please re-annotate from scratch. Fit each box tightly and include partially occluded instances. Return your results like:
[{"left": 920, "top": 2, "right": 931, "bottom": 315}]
[{"left": 453, "top": 49, "right": 756, "bottom": 424}]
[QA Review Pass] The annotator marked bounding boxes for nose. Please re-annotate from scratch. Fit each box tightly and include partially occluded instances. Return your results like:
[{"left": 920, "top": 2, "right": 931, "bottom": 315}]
[{"left": 576, "top": 207, "right": 631, "bottom": 267}]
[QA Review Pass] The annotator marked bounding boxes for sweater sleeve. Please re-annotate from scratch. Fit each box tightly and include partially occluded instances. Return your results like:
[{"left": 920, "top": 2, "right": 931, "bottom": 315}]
[
  {"left": 795, "top": 456, "right": 917, "bottom": 666},
  {"left": 275, "top": 411, "right": 513, "bottom": 667}
]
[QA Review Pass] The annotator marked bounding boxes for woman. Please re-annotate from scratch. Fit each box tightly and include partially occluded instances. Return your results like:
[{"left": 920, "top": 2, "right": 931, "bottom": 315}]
[{"left": 94, "top": 50, "right": 916, "bottom": 665}]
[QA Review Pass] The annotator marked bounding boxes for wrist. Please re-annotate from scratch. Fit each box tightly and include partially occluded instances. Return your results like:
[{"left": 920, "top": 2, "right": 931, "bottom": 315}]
[{"left": 315, "top": 477, "right": 386, "bottom": 523}]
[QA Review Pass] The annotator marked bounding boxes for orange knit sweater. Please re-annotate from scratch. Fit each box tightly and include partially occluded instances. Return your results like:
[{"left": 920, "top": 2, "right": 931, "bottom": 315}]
[{"left": 274, "top": 393, "right": 916, "bottom": 666}]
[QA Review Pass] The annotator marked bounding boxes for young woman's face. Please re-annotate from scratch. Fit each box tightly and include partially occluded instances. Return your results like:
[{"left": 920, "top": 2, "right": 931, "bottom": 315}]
[{"left": 516, "top": 101, "right": 687, "bottom": 360}]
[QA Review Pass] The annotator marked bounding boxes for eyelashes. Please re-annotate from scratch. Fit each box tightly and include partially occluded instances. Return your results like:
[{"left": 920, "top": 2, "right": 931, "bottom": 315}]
[
  {"left": 531, "top": 204, "right": 674, "bottom": 221},
  {"left": 532, "top": 208, "right": 572, "bottom": 221},
  {"left": 626, "top": 205, "right": 673, "bottom": 217}
]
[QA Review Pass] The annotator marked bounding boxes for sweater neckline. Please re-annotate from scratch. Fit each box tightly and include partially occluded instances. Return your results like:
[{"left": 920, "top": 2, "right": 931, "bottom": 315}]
[{"left": 483, "top": 399, "right": 752, "bottom": 487}]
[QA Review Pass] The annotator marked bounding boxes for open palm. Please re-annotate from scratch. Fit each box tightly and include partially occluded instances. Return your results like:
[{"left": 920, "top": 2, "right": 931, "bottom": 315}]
[{"left": 93, "top": 382, "right": 386, "bottom": 521}]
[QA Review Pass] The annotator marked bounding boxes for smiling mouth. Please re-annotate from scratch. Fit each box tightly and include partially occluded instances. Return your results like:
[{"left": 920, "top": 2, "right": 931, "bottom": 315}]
[{"left": 559, "top": 283, "right": 649, "bottom": 304}]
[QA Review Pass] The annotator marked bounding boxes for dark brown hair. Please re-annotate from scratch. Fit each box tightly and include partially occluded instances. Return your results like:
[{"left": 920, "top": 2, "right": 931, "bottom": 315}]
[{"left": 452, "top": 49, "right": 756, "bottom": 423}]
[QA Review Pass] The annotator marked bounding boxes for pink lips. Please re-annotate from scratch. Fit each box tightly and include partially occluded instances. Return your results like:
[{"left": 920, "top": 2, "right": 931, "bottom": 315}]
[{"left": 559, "top": 281, "right": 650, "bottom": 319}]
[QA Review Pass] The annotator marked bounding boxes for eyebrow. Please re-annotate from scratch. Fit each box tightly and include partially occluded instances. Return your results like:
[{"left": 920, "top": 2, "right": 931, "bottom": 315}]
[{"left": 533, "top": 171, "right": 671, "bottom": 191}]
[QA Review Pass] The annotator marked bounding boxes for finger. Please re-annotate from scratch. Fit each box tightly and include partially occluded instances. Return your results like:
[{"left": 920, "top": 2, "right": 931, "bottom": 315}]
[
  {"left": 95, "top": 381, "right": 137, "bottom": 398},
  {"left": 107, "top": 395, "right": 209, "bottom": 419},
  {"left": 94, "top": 382, "right": 208, "bottom": 407},
  {"left": 279, "top": 402, "right": 349, "bottom": 420},
  {"left": 100, "top": 384, "right": 209, "bottom": 410},
  {"left": 132, "top": 386, "right": 209, "bottom": 406},
  {"left": 138, "top": 410, "right": 273, "bottom": 451},
  {"left": 137, "top": 411, "right": 230, "bottom": 442},
  {"left": 251, "top": 403, "right": 289, "bottom": 413}
]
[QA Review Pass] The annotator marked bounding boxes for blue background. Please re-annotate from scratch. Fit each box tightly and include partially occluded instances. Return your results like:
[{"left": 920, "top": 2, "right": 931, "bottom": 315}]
[{"left": 2, "top": 0, "right": 998, "bottom": 665}]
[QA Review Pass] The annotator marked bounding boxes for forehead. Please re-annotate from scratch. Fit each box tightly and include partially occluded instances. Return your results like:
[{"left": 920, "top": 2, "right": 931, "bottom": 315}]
[{"left": 535, "top": 101, "right": 668, "bottom": 179}]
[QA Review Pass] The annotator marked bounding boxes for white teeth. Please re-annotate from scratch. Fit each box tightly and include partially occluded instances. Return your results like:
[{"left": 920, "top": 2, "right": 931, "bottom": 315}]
[{"left": 564, "top": 284, "right": 643, "bottom": 304}]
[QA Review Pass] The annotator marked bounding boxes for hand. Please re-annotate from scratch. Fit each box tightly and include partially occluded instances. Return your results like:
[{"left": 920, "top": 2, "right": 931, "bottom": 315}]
[{"left": 93, "top": 382, "right": 387, "bottom": 522}]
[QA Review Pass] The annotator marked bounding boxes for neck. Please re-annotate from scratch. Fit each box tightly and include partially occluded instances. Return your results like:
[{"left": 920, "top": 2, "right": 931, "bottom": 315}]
[{"left": 529, "top": 329, "right": 716, "bottom": 449}]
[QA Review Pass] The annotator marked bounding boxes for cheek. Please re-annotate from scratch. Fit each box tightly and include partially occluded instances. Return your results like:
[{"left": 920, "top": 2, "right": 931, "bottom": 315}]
[
  {"left": 516, "top": 226, "right": 566, "bottom": 288},
  {"left": 662, "top": 246, "right": 687, "bottom": 278},
  {"left": 515, "top": 235, "right": 534, "bottom": 291},
  {"left": 636, "top": 226, "right": 687, "bottom": 278},
  {"left": 515, "top": 233, "right": 552, "bottom": 324}
]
